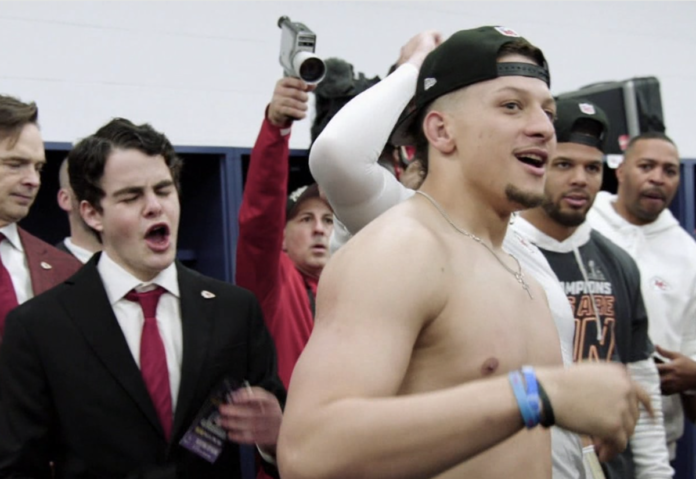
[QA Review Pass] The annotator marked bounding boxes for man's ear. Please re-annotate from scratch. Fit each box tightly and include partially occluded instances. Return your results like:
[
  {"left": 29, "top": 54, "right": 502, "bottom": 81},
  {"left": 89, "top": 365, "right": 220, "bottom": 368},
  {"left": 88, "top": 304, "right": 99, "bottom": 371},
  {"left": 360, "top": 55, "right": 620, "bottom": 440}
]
[
  {"left": 57, "top": 188, "right": 72, "bottom": 213},
  {"left": 615, "top": 160, "right": 625, "bottom": 186},
  {"left": 80, "top": 200, "right": 103, "bottom": 233},
  {"left": 423, "top": 110, "right": 456, "bottom": 155}
]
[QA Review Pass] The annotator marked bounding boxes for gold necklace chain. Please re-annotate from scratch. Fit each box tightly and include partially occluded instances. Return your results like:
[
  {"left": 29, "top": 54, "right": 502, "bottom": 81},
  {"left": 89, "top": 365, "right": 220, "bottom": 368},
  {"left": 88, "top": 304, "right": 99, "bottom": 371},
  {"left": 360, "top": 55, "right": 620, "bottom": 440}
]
[{"left": 415, "top": 190, "right": 533, "bottom": 300}]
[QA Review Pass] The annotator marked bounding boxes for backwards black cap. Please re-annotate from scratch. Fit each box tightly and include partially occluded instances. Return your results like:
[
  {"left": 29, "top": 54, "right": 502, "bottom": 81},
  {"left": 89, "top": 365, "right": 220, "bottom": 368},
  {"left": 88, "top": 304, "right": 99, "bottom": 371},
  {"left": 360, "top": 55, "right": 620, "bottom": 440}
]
[
  {"left": 391, "top": 26, "right": 550, "bottom": 146},
  {"left": 554, "top": 98, "right": 609, "bottom": 152}
]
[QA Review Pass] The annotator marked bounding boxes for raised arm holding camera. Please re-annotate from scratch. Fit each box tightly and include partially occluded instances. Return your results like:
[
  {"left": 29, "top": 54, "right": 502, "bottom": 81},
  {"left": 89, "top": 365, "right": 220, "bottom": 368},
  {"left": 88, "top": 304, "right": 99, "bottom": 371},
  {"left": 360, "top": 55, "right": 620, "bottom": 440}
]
[{"left": 236, "top": 66, "right": 334, "bottom": 394}]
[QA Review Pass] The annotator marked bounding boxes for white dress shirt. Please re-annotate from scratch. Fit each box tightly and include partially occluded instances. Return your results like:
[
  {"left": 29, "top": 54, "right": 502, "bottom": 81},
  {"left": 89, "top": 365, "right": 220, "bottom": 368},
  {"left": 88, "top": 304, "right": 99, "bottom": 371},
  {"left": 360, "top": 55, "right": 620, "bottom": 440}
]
[
  {"left": 63, "top": 236, "right": 97, "bottom": 264},
  {"left": 97, "top": 252, "right": 183, "bottom": 412},
  {"left": 0, "top": 223, "right": 34, "bottom": 304}
]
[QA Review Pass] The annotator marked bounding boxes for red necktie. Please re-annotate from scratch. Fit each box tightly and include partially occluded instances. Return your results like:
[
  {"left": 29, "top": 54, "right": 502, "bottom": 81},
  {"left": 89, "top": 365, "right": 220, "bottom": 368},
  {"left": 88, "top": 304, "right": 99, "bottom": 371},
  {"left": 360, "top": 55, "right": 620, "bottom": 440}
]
[
  {"left": 125, "top": 286, "right": 173, "bottom": 440},
  {"left": 0, "top": 233, "right": 19, "bottom": 338}
]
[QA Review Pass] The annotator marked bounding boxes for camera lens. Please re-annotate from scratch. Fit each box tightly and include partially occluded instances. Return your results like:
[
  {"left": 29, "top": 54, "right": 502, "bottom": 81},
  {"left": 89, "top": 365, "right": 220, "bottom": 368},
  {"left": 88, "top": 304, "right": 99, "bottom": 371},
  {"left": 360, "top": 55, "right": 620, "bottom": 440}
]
[{"left": 300, "top": 58, "right": 326, "bottom": 83}]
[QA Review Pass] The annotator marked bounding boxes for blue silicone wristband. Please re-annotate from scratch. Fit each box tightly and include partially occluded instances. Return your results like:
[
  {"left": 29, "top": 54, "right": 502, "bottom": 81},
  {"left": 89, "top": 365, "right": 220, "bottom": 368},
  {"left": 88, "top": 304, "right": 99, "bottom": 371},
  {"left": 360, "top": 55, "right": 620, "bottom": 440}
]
[
  {"left": 522, "top": 366, "right": 541, "bottom": 420},
  {"left": 508, "top": 371, "right": 537, "bottom": 428}
]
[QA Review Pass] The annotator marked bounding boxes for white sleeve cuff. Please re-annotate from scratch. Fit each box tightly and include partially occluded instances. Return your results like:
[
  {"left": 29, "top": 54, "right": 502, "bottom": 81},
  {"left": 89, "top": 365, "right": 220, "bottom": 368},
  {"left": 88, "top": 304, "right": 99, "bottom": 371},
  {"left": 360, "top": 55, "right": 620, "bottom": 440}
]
[
  {"left": 627, "top": 359, "right": 674, "bottom": 478},
  {"left": 256, "top": 444, "right": 277, "bottom": 465}
]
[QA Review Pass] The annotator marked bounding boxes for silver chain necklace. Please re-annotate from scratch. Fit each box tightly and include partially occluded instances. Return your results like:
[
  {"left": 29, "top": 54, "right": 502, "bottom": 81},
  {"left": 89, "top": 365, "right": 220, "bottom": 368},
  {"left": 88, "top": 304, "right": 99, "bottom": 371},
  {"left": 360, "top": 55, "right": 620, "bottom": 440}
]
[{"left": 415, "top": 190, "right": 533, "bottom": 299}]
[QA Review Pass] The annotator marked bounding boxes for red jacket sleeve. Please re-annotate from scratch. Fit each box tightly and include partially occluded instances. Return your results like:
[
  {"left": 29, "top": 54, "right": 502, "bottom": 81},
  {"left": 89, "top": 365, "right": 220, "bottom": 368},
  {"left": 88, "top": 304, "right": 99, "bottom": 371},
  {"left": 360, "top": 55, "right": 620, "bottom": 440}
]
[{"left": 235, "top": 111, "right": 291, "bottom": 310}]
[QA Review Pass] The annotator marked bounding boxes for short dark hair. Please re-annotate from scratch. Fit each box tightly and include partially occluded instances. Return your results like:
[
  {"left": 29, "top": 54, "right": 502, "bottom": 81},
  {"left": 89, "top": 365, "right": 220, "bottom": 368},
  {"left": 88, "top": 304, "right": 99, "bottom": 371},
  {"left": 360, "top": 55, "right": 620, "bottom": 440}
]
[
  {"left": 496, "top": 40, "right": 546, "bottom": 71},
  {"left": 68, "top": 118, "right": 183, "bottom": 213},
  {"left": 0, "top": 94, "right": 39, "bottom": 147},
  {"left": 624, "top": 131, "right": 676, "bottom": 157},
  {"left": 412, "top": 39, "right": 544, "bottom": 175}
]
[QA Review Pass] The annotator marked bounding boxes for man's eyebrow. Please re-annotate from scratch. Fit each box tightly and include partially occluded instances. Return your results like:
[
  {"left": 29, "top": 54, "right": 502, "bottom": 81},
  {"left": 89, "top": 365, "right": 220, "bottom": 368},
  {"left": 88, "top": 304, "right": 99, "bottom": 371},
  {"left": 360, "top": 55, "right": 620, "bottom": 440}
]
[
  {"left": 112, "top": 186, "right": 144, "bottom": 197},
  {"left": 113, "top": 180, "right": 174, "bottom": 197},
  {"left": 154, "top": 180, "right": 175, "bottom": 189},
  {"left": 0, "top": 156, "right": 45, "bottom": 164},
  {"left": 638, "top": 157, "right": 679, "bottom": 167},
  {"left": 493, "top": 86, "right": 555, "bottom": 107},
  {"left": 637, "top": 157, "right": 662, "bottom": 164}
]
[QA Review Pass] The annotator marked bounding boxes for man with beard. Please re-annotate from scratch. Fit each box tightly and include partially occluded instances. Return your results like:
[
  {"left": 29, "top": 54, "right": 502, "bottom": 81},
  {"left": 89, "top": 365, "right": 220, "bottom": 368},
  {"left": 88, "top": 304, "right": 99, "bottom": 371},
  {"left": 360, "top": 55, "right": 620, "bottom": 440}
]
[
  {"left": 516, "top": 98, "right": 672, "bottom": 478},
  {"left": 588, "top": 131, "right": 696, "bottom": 461},
  {"left": 307, "top": 29, "right": 611, "bottom": 479},
  {"left": 278, "top": 28, "right": 650, "bottom": 479}
]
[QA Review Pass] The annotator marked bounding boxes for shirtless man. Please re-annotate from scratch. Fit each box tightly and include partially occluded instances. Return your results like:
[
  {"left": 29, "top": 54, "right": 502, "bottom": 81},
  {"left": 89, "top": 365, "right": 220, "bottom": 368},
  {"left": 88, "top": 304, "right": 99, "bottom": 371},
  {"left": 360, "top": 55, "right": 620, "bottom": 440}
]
[{"left": 278, "top": 27, "right": 649, "bottom": 479}]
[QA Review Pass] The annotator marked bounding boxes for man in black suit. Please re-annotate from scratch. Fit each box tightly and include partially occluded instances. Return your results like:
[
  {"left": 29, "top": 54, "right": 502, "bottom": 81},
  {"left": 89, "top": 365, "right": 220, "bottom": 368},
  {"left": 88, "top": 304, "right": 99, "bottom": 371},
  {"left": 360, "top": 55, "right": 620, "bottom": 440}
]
[{"left": 0, "top": 118, "right": 285, "bottom": 478}]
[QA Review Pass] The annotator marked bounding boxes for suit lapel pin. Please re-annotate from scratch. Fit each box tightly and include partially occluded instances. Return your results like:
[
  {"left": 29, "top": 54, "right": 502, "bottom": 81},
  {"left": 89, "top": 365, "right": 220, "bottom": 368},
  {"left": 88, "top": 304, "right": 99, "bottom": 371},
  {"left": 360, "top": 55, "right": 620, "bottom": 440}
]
[
  {"left": 201, "top": 290, "right": 215, "bottom": 299},
  {"left": 40, "top": 261, "right": 53, "bottom": 270}
]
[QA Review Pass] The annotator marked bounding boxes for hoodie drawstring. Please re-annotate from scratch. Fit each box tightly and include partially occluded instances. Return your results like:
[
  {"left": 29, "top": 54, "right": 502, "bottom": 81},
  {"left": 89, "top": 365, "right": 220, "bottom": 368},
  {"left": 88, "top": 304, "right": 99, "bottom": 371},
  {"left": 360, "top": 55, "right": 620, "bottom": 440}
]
[{"left": 572, "top": 247, "right": 604, "bottom": 343}]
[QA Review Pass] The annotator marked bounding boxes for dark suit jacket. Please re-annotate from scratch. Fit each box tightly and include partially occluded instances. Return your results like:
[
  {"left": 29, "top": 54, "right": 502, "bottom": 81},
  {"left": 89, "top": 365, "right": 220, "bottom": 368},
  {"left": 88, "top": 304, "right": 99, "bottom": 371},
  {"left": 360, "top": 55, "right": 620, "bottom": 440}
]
[
  {"left": 0, "top": 254, "right": 285, "bottom": 479},
  {"left": 18, "top": 227, "right": 82, "bottom": 296}
]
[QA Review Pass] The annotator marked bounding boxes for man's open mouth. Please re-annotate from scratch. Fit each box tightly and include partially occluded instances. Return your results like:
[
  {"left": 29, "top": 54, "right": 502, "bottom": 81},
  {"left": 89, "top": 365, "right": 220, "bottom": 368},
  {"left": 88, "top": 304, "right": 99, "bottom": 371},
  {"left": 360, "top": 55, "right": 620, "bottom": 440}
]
[
  {"left": 515, "top": 151, "right": 547, "bottom": 169},
  {"left": 641, "top": 189, "right": 666, "bottom": 201},
  {"left": 145, "top": 223, "right": 170, "bottom": 247}
]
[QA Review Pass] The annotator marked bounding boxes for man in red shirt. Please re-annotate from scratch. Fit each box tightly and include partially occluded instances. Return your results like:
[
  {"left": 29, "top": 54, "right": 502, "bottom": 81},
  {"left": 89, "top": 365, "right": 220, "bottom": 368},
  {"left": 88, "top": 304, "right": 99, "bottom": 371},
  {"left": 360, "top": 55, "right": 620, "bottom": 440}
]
[{"left": 236, "top": 76, "right": 333, "bottom": 389}]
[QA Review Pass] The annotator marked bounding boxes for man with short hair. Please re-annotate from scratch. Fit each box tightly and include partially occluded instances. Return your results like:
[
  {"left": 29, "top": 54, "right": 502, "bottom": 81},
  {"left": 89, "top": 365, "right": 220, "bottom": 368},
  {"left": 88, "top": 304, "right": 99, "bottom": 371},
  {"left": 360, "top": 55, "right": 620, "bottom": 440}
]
[
  {"left": 516, "top": 98, "right": 672, "bottom": 478},
  {"left": 588, "top": 131, "right": 696, "bottom": 460},
  {"left": 236, "top": 76, "right": 334, "bottom": 389},
  {"left": 278, "top": 27, "right": 650, "bottom": 479},
  {"left": 0, "top": 94, "right": 81, "bottom": 340},
  {"left": 307, "top": 30, "right": 594, "bottom": 479},
  {"left": 0, "top": 118, "right": 285, "bottom": 477},
  {"left": 55, "top": 156, "right": 101, "bottom": 263}
]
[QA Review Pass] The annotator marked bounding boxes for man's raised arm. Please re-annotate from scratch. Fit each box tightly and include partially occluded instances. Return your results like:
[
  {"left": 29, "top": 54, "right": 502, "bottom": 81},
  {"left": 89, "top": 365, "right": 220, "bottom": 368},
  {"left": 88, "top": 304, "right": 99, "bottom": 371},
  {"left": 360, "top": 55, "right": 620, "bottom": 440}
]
[
  {"left": 309, "top": 32, "right": 440, "bottom": 234},
  {"left": 236, "top": 77, "right": 312, "bottom": 299}
]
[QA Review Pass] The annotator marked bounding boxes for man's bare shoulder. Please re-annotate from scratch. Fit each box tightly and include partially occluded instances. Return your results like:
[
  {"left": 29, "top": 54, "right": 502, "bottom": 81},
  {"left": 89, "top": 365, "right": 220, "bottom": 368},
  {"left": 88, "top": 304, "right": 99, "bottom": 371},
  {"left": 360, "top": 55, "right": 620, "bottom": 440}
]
[
  {"left": 318, "top": 199, "right": 450, "bottom": 326},
  {"left": 332, "top": 198, "right": 447, "bottom": 270}
]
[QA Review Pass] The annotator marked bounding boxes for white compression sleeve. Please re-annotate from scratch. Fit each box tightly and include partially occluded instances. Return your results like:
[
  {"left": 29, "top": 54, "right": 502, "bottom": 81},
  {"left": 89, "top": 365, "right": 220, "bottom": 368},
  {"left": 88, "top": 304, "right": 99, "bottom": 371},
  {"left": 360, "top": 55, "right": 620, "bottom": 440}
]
[{"left": 309, "top": 63, "right": 417, "bottom": 234}]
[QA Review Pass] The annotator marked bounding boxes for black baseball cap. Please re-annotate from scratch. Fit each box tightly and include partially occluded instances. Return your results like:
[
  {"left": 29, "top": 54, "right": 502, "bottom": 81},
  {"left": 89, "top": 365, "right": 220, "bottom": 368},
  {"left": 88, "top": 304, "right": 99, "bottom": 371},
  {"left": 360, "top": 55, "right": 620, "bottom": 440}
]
[
  {"left": 391, "top": 26, "right": 550, "bottom": 146},
  {"left": 554, "top": 98, "right": 609, "bottom": 152},
  {"left": 286, "top": 183, "right": 322, "bottom": 221}
]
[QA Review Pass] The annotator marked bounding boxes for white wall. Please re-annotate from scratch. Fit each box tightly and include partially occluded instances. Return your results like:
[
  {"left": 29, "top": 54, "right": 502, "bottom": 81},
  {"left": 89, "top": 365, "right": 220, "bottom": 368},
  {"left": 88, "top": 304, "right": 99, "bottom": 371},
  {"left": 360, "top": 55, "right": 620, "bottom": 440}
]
[{"left": 1, "top": 1, "right": 694, "bottom": 155}]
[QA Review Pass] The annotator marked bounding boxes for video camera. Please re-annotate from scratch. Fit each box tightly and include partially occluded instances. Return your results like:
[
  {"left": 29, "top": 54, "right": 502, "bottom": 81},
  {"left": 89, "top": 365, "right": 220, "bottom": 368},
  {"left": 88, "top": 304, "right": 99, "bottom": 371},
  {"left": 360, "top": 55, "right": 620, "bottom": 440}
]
[{"left": 278, "top": 16, "right": 326, "bottom": 84}]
